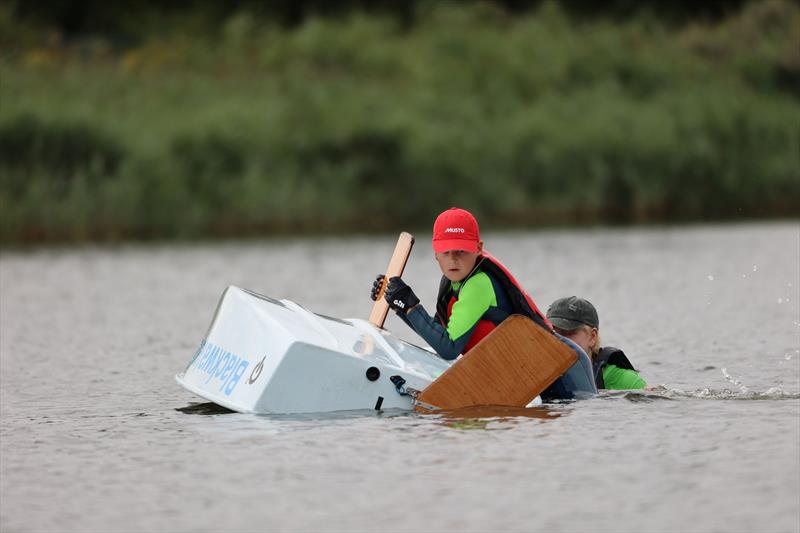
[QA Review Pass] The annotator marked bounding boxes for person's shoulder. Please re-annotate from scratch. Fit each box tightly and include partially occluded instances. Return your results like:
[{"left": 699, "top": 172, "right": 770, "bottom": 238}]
[
  {"left": 600, "top": 347, "right": 636, "bottom": 370},
  {"left": 600, "top": 346, "right": 625, "bottom": 356},
  {"left": 602, "top": 364, "right": 646, "bottom": 389},
  {"left": 459, "top": 272, "right": 496, "bottom": 302},
  {"left": 602, "top": 364, "right": 627, "bottom": 378},
  {"left": 462, "top": 271, "right": 492, "bottom": 291}
]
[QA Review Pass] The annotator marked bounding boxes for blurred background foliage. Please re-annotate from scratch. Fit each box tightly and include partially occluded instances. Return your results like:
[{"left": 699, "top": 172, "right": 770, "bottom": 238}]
[{"left": 1, "top": 0, "right": 798, "bottom": 244}]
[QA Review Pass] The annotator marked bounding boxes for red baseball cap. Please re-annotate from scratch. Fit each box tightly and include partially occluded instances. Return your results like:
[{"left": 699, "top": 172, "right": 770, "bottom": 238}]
[{"left": 432, "top": 207, "right": 480, "bottom": 253}]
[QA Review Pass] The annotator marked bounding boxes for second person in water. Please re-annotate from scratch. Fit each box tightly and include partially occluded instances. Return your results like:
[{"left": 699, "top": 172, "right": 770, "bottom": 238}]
[{"left": 546, "top": 296, "right": 647, "bottom": 390}]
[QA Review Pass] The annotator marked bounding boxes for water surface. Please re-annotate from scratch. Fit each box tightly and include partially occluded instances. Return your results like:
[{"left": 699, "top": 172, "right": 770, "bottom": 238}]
[{"left": 1, "top": 223, "right": 798, "bottom": 532}]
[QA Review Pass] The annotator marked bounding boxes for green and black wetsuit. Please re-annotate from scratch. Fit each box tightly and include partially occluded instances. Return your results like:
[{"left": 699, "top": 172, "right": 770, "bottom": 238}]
[{"left": 593, "top": 347, "right": 647, "bottom": 389}]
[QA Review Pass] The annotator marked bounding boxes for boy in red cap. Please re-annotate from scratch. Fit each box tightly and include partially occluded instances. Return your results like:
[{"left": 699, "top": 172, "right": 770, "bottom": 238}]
[{"left": 371, "top": 207, "right": 554, "bottom": 360}]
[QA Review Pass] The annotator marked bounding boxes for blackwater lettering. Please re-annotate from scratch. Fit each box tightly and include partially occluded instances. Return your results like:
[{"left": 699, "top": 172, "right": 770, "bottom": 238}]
[{"left": 191, "top": 340, "right": 250, "bottom": 396}]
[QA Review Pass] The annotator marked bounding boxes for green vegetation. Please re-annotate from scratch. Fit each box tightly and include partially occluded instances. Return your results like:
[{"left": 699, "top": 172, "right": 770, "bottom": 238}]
[{"left": 1, "top": 1, "right": 798, "bottom": 244}]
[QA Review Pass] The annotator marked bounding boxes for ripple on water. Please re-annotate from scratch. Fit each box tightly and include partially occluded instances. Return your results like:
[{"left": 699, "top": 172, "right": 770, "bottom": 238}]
[{"left": 599, "top": 387, "right": 800, "bottom": 402}]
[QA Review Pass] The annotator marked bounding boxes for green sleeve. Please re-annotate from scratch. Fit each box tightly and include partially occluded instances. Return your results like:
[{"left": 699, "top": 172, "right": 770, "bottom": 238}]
[
  {"left": 602, "top": 365, "right": 647, "bottom": 390},
  {"left": 447, "top": 272, "right": 497, "bottom": 341}
]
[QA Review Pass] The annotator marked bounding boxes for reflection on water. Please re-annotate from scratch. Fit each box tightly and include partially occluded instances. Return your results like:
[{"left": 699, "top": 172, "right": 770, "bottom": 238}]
[
  {"left": 174, "top": 400, "right": 567, "bottom": 433},
  {"left": 174, "top": 402, "right": 236, "bottom": 415},
  {"left": 432, "top": 405, "right": 563, "bottom": 420},
  {"left": 431, "top": 405, "right": 565, "bottom": 430}
]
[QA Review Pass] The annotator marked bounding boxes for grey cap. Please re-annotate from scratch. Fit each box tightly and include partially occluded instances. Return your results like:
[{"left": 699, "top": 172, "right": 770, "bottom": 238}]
[{"left": 546, "top": 296, "right": 599, "bottom": 330}]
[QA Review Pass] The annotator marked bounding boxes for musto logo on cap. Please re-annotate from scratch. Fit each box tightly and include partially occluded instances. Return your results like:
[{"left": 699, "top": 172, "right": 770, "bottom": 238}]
[{"left": 444, "top": 228, "right": 465, "bottom": 233}]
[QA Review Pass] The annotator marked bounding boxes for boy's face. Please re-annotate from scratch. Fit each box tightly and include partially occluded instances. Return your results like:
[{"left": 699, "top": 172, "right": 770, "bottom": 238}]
[{"left": 435, "top": 242, "right": 483, "bottom": 282}]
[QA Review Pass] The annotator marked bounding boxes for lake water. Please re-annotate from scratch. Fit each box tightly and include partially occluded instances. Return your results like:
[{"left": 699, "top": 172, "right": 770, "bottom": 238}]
[{"left": 1, "top": 222, "right": 798, "bottom": 533}]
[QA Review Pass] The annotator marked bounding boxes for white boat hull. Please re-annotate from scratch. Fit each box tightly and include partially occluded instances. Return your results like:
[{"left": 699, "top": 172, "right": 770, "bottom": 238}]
[{"left": 176, "top": 286, "right": 451, "bottom": 414}]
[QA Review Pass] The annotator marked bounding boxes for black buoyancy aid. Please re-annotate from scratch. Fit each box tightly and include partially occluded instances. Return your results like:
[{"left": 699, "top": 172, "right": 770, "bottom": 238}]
[
  {"left": 593, "top": 346, "right": 636, "bottom": 389},
  {"left": 434, "top": 252, "right": 553, "bottom": 352}
]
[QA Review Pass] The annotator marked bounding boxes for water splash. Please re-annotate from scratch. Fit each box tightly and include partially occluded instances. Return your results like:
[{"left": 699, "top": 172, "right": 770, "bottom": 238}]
[
  {"left": 597, "top": 384, "right": 800, "bottom": 402},
  {"left": 597, "top": 388, "right": 800, "bottom": 402},
  {"left": 721, "top": 367, "right": 749, "bottom": 393}
]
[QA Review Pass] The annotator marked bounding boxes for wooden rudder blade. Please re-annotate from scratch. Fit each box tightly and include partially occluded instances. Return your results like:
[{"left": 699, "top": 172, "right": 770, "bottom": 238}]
[{"left": 415, "top": 315, "right": 577, "bottom": 411}]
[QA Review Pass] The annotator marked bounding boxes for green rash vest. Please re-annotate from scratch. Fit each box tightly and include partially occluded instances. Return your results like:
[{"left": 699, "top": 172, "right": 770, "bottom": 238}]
[
  {"left": 447, "top": 272, "right": 496, "bottom": 340},
  {"left": 601, "top": 365, "right": 647, "bottom": 390}
]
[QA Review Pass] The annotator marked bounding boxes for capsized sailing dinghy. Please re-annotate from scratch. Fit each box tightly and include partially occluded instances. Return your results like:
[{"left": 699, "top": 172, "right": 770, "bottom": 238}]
[
  {"left": 176, "top": 232, "right": 596, "bottom": 414},
  {"left": 176, "top": 285, "right": 450, "bottom": 414}
]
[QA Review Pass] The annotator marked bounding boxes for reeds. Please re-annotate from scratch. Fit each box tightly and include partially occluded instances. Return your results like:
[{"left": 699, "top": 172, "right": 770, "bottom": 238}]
[{"left": 1, "top": 1, "right": 798, "bottom": 244}]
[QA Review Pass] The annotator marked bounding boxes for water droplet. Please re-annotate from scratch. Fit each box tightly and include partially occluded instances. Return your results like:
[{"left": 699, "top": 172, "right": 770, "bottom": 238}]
[
  {"left": 707, "top": 275, "right": 714, "bottom": 281},
  {"left": 721, "top": 367, "right": 748, "bottom": 393},
  {"left": 785, "top": 354, "right": 793, "bottom": 361},
  {"left": 752, "top": 265, "right": 758, "bottom": 272},
  {"left": 741, "top": 274, "right": 747, "bottom": 278},
  {"left": 777, "top": 297, "right": 784, "bottom": 304}
]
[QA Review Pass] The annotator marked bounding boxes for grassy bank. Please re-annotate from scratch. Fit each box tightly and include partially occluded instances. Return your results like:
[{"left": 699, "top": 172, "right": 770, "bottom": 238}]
[{"left": 1, "top": 1, "right": 798, "bottom": 244}]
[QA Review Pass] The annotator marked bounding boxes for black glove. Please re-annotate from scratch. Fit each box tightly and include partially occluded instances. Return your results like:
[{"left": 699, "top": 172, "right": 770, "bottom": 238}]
[
  {"left": 384, "top": 276, "right": 420, "bottom": 315},
  {"left": 370, "top": 274, "right": 386, "bottom": 301}
]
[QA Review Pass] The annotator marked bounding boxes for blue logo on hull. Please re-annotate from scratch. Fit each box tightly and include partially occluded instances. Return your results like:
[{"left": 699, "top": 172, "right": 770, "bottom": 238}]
[{"left": 190, "top": 340, "right": 250, "bottom": 396}]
